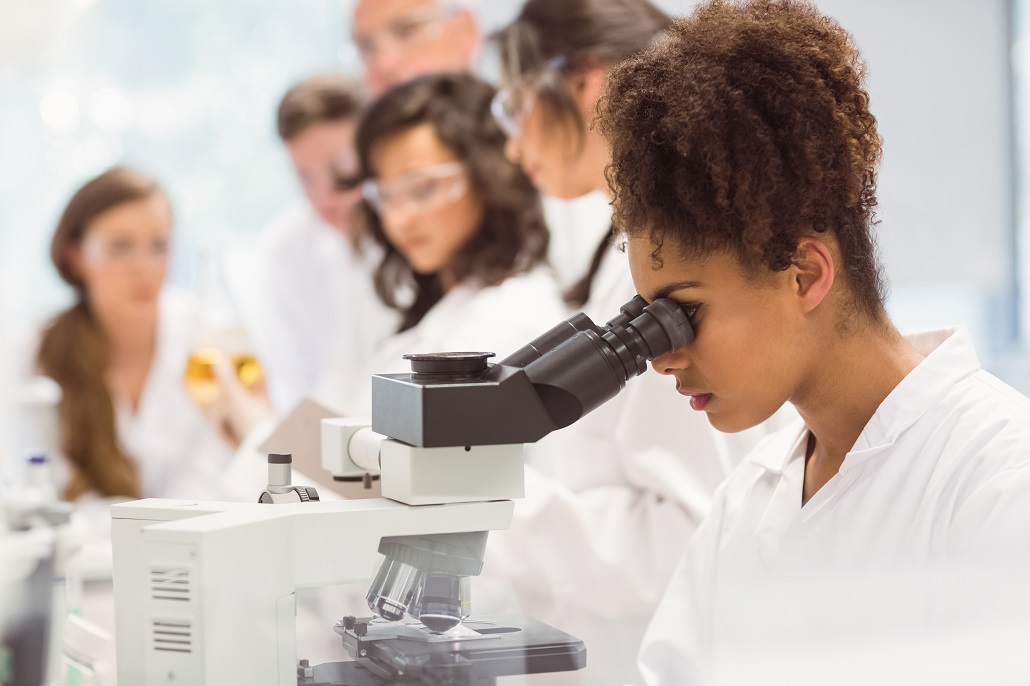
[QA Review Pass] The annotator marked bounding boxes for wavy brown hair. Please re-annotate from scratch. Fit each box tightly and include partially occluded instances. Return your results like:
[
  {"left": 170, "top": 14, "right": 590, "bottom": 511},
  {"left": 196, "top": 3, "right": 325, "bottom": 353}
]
[
  {"left": 599, "top": 0, "right": 886, "bottom": 317},
  {"left": 353, "top": 73, "right": 549, "bottom": 332},
  {"left": 37, "top": 166, "right": 163, "bottom": 500}
]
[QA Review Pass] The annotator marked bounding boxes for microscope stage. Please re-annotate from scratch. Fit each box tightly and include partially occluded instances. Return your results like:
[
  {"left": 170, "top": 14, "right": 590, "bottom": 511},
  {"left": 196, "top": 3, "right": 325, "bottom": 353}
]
[{"left": 298, "top": 615, "right": 586, "bottom": 685}]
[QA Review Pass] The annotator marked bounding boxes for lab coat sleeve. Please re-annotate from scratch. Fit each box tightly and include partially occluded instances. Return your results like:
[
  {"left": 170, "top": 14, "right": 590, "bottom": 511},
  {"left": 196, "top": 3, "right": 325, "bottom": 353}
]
[
  {"left": 948, "top": 457, "right": 1030, "bottom": 556},
  {"left": 636, "top": 481, "right": 728, "bottom": 686},
  {"left": 489, "top": 459, "right": 698, "bottom": 613},
  {"left": 483, "top": 366, "right": 761, "bottom": 619}
]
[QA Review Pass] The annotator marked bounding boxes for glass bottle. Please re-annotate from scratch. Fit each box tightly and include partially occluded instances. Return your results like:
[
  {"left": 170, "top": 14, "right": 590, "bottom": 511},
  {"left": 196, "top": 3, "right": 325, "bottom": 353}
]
[{"left": 183, "top": 240, "right": 263, "bottom": 407}]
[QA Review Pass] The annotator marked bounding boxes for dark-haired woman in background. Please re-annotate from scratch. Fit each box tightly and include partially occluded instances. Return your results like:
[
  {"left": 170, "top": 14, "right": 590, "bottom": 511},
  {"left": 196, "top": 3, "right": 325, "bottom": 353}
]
[
  {"left": 316, "top": 72, "right": 565, "bottom": 417},
  {"left": 486, "top": 2, "right": 793, "bottom": 683},
  {"left": 25, "top": 166, "right": 232, "bottom": 527}
]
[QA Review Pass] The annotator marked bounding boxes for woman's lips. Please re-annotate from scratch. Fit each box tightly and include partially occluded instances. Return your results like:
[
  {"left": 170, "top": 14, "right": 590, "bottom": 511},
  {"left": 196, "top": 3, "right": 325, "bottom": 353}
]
[
  {"left": 399, "top": 237, "right": 428, "bottom": 253},
  {"left": 678, "top": 390, "right": 712, "bottom": 411}
]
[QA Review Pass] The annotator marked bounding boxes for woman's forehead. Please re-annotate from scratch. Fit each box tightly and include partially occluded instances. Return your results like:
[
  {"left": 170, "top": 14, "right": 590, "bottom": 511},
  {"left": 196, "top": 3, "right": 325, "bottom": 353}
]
[
  {"left": 626, "top": 236, "right": 757, "bottom": 300},
  {"left": 85, "top": 196, "right": 171, "bottom": 238},
  {"left": 371, "top": 123, "right": 458, "bottom": 179}
]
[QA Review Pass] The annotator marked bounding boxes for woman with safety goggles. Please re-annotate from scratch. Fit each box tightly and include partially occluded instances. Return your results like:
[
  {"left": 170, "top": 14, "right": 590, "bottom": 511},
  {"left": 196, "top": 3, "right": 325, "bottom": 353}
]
[
  {"left": 482, "top": 2, "right": 794, "bottom": 684},
  {"left": 22, "top": 167, "right": 233, "bottom": 527},
  {"left": 316, "top": 72, "right": 565, "bottom": 419}
]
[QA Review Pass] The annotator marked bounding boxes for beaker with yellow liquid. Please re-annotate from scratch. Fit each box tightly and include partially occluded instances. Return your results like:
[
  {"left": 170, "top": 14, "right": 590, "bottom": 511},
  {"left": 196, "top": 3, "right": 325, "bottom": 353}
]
[
  {"left": 183, "top": 240, "right": 265, "bottom": 408},
  {"left": 184, "top": 348, "right": 264, "bottom": 406}
]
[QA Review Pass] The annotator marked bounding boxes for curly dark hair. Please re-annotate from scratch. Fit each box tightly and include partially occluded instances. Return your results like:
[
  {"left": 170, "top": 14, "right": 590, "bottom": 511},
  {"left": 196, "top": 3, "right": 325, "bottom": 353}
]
[
  {"left": 599, "top": 0, "right": 886, "bottom": 317},
  {"left": 353, "top": 73, "right": 549, "bottom": 332}
]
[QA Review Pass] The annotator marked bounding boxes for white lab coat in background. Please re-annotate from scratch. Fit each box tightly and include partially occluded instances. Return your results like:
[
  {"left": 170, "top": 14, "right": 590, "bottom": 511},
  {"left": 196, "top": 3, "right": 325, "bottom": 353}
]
[
  {"left": 17, "top": 289, "right": 234, "bottom": 535},
  {"left": 317, "top": 265, "right": 567, "bottom": 418},
  {"left": 484, "top": 229, "right": 786, "bottom": 686},
  {"left": 542, "top": 191, "right": 614, "bottom": 291},
  {"left": 638, "top": 327, "right": 1030, "bottom": 686},
  {"left": 228, "top": 203, "right": 397, "bottom": 413}
]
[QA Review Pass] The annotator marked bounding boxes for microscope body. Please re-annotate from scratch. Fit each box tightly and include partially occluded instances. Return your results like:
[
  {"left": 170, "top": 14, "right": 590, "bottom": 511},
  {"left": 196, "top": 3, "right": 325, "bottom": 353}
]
[
  {"left": 111, "top": 440, "right": 521, "bottom": 686},
  {"left": 111, "top": 295, "right": 692, "bottom": 686}
]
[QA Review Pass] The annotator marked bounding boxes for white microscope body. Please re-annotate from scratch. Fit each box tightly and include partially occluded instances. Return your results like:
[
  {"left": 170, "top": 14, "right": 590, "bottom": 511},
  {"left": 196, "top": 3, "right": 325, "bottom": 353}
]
[
  {"left": 111, "top": 296, "right": 693, "bottom": 686},
  {"left": 111, "top": 436, "right": 523, "bottom": 686}
]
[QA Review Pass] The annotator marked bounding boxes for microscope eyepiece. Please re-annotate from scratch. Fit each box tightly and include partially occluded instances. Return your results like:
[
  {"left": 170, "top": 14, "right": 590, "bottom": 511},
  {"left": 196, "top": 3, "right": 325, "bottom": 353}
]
[
  {"left": 514, "top": 295, "right": 693, "bottom": 429},
  {"left": 371, "top": 295, "right": 694, "bottom": 447}
]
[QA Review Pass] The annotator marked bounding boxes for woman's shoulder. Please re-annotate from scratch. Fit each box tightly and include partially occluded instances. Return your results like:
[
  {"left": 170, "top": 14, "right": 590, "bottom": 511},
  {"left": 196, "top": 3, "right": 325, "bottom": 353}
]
[
  {"left": 423, "top": 267, "right": 566, "bottom": 358},
  {"left": 466, "top": 265, "right": 565, "bottom": 315}
]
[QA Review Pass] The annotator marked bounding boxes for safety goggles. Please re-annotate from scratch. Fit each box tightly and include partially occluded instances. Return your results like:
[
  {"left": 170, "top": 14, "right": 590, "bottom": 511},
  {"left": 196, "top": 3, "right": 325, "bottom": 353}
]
[
  {"left": 298, "top": 153, "right": 360, "bottom": 194},
  {"left": 354, "top": 2, "right": 465, "bottom": 61},
  {"left": 361, "top": 161, "right": 468, "bottom": 217},
  {"left": 491, "top": 56, "right": 568, "bottom": 140},
  {"left": 80, "top": 236, "right": 170, "bottom": 267}
]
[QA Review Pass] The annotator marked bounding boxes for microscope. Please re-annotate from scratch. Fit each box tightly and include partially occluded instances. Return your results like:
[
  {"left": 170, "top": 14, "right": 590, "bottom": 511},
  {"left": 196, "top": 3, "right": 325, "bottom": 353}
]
[{"left": 111, "top": 295, "right": 692, "bottom": 685}]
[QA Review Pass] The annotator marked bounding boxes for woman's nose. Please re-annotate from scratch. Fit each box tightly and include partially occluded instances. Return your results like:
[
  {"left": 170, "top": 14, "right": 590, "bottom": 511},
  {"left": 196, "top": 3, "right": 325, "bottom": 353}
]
[{"left": 651, "top": 348, "right": 688, "bottom": 376}]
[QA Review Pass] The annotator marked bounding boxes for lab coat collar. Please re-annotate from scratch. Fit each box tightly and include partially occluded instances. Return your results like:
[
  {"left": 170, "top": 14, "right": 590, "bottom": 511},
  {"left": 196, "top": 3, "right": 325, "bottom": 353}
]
[
  {"left": 750, "top": 326, "right": 977, "bottom": 474},
  {"left": 849, "top": 326, "right": 976, "bottom": 454}
]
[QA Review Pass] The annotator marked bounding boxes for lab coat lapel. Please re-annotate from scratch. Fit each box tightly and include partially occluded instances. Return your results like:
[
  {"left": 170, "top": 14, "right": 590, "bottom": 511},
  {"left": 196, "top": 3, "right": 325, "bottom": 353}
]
[{"left": 751, "top": 427, "right": 809, "bottom": 569}]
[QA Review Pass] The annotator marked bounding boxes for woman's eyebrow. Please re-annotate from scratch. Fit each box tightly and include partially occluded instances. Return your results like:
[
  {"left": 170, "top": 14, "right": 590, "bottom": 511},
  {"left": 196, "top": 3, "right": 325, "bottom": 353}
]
[{"left": 651, "top": 280, "right": 703, "bottom": 301}]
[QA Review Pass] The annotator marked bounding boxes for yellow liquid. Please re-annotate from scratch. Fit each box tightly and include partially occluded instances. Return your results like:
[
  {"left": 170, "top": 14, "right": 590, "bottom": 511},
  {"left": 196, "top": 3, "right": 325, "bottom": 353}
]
[{"left": 184, "top": 348, "right": 264, "bottom": 406}]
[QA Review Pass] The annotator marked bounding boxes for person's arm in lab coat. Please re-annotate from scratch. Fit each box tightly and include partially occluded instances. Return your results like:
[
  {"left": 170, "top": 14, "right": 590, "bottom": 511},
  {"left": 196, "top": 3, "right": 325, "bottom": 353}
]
[
  {"left": 635, "top": 491, "right": 722, "bottom": 686},
  {"left": 484, "top": 363, "right": 752, "bottom": 617}
]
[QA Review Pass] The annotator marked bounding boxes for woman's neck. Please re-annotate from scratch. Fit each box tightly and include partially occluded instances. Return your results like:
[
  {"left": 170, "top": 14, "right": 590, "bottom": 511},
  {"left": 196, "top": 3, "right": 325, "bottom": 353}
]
[
  {"left": 439, "top": 270, "right": 458, "bottom": 294},
  {"left": 92, "top": 304, "right": 158, "bottom": 365},
  {"left": 792, "top": 316, "right": 925, "bottom": 504}
]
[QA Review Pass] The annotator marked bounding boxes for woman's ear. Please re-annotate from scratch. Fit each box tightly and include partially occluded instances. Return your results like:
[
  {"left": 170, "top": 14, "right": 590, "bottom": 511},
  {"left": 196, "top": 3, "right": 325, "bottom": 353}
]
[
  {"left": 790, "top": 236, "right": 835, "bottom": 314},
  {"left": 63, "top": 242, "right": 86, "bottom": 284},
  {"left": 573, "top": 65, "right": 608, "bottom": 117}
]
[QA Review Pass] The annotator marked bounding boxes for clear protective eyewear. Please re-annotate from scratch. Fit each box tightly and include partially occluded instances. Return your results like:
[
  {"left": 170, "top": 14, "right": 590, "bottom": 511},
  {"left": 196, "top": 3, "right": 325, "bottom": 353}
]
[
  {"left": 299, "top": 153, "right": 360, "bottom": 194},
  {"left": 362, "top": 161, "right": 468, "bottom": 217},
  {"left": 80, "top": 236, "right": 170, "bottom": 267},
  {"left": 354, "top": 2, "right": 465, "bottom": 61},
  {"left": 491, "top": 56, "right": 568, "bottom": 140}
]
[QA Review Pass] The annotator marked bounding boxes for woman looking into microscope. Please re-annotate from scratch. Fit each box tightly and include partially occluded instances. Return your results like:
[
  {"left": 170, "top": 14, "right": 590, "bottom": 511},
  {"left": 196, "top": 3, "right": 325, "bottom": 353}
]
[{"left": 482, "top": 2, "right": 792, "bottom": 683}]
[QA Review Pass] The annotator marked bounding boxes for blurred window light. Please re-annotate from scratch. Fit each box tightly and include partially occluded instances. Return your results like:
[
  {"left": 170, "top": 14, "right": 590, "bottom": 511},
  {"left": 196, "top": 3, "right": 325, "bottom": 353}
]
[
  {"left": 1, "top": 0, "right": 349, "bottom": 326},
  {"left": 39, "top": 89, "right": 80, "bottom": 135},
  {"left": 88, "top": 86, "right": 133, "bottom": 132}
]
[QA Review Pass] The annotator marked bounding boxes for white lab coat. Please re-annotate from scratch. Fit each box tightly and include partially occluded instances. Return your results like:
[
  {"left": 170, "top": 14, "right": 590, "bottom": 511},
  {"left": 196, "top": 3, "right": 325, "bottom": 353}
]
[
  {"left": 638, "top": 327, "right": 1030, "bottom": 686},
  {"left": 16, "top": 289, "right": 234, "bottom": 533},
  {"left": 317, "top": 264, "right": 567, "bottom": 419},
  {"left": 542, "top": 191, "right": 615, "bottom": 291},
  {"left": 482, "top": 226, "right": 784, "bottom": 686},
  {"left": 227, "top": 203, "right": 397, "bottom": 413}
]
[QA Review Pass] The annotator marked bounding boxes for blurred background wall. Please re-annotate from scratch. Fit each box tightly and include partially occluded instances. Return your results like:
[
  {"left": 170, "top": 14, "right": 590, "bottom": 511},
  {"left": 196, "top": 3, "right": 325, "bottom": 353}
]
[{"left": 1, "top": 0, "right": 1026, "bottom": 386}]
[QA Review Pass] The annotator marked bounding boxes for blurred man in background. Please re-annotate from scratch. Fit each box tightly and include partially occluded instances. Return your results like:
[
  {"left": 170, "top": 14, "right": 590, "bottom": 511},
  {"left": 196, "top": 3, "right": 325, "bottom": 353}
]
[
  {"left": 352, "top": 0, "right": 479, "bottom": 96},
  {"left": 231, "top": 74, "right": 393, "bottom": 413}
]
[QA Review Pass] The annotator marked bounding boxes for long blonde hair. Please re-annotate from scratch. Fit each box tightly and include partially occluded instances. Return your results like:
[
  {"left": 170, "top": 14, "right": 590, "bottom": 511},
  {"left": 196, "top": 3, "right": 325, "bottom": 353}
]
[{"left": 37, "top": 166, "right": 163, "bottom": 500}]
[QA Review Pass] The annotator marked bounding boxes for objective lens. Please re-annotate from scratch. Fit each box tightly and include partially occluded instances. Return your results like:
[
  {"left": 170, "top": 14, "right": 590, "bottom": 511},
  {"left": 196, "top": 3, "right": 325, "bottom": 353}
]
[
  {"left": 412, "top": 573, "right": 467, "bottom": 633},
  {"left": 366, "top": 558, "right": 421, "bottom": 622}
]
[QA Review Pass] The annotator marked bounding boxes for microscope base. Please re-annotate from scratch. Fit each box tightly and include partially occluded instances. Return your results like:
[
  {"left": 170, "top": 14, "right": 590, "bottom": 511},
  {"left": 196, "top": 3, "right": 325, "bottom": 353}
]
[{"left": 300, "top": 615, "right": 586, "bottom": 685}]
